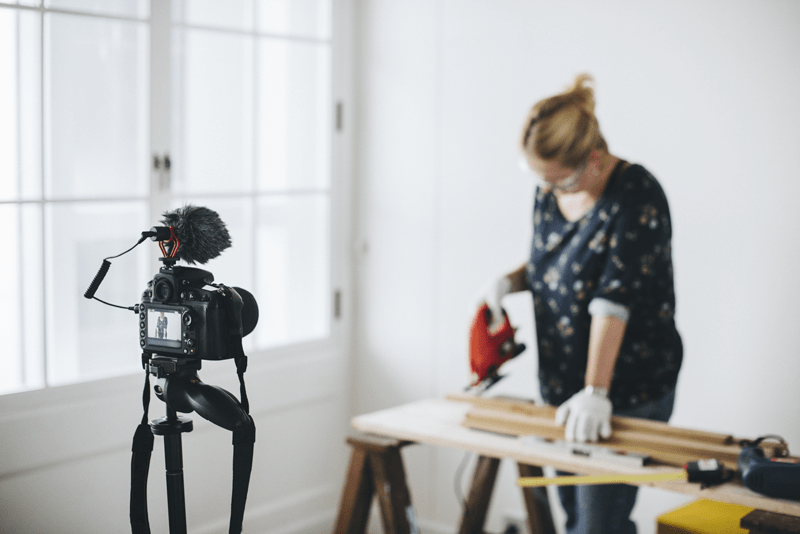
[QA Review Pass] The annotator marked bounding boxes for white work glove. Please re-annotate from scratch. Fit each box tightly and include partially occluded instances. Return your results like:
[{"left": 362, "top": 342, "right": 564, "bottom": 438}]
[
  {"left": 555, "top": 386, "right": 613, "bottom": 443},
  {"left": 478, "top": 275, "right": 512, "bottom": 328}
]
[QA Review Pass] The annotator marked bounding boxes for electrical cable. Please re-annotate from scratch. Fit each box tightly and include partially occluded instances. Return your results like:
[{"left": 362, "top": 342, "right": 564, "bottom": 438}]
[
  {"left": 106, "top": 235, "right": 147, "bottom": 260},
  {"left": 83, "top": 236, "right": 147, "bottom": 308},
  {"left": 91, "top": 296, "right": 137, "bottom": 312},
  {"left": 453, "top": 450, "right": 473, "bottom": 508},
  {"left": 453, "top": 450, "right": 483, "bottom": 531}
]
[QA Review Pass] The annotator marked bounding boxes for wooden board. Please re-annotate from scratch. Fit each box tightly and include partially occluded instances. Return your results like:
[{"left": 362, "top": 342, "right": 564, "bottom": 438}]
[
  {"left": 446, "top": 392, "right": 788, "bottom": 470},
  {"left": 447, "top": 392, "right": 735, "bottom": 444}
]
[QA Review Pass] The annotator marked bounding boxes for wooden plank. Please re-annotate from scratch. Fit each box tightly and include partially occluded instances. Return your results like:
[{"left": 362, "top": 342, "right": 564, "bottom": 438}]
[
  {"left": 451, "top": 393, "right": 787, "bottom": 468},
  {"left": 463, "top": 407, "right": 743, "bottom": 468},
  {"left": 346, "top": 433, "right": 412, "bottom": 453},
  {"left": 447, "top": 392, "right": 735, "bottom": 444},
  {"left": 464, "top": 409, "right": 705, "bottom": 467}
]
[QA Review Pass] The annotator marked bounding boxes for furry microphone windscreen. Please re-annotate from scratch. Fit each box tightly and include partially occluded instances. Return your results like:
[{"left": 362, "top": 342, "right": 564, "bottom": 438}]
[{"left": 161, "top": 205, "right": 232, "bottom": 265}]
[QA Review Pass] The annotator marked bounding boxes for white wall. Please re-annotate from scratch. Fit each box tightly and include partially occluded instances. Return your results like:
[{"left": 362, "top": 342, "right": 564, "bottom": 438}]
[{"left": 353, "top": 1, "right": 800, "bottom": 533}]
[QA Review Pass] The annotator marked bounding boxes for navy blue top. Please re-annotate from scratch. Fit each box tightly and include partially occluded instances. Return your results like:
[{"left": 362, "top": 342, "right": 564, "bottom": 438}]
[{"left": 527, "top": 162, "right": 683, "bottom": 411}]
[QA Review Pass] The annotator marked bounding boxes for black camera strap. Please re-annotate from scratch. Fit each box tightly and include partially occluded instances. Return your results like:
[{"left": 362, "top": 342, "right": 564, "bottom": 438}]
[
  {"left": 130, "top": 356, "right": 154, "bottom": 534},
  {"left": 224, "top": 284, "right": 256, "bottom": 533},
  {"left": 130, "top": 353, "right": 256, "bottom": 534},
  {"left": 230, "top": 352, "right": 256, "bottom": 534}
]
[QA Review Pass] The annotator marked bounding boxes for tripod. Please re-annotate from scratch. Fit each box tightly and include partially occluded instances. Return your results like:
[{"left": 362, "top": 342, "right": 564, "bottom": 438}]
[{"left": 132, "top": 355, "right": 255, "bottom": 534}]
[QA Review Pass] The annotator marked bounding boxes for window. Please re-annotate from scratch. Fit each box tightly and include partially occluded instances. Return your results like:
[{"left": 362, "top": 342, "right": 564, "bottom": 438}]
[{"left": 0, "top": 0, "right": 337, "bottom": 396}]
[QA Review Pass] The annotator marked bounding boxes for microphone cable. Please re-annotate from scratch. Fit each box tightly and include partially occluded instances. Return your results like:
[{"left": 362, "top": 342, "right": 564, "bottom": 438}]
[{"left": 83, "top": 234, "right": 149, "bottom": 310}]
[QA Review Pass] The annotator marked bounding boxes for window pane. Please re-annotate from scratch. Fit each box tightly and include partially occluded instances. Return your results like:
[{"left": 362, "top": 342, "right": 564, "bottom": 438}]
[
  {"left": 258, "top": 39, "right": 330, "bottom": 191},
  {"left": 171, "top": 28, "right": 254, "bottom": 195},
  {"left": 47, "top": 201, "right": 149, "bottom": 386},
  {"left": 254, "top": 194, "right": 329, "bottom": 348},
  {"left": 45, "top": 13, "right": 148, "bottom": 199},
  {"left": 173, "top": 0, "right": 253, "bottom": 31},
  {"left": 257, "top": 0, "right": 331, "bottom": 39},
  {"left": 0, "top": 8, "right": 42, "bottom": 202},
  {"left": 0, "top": 204, "right": 45, "bottom": 395},
  {"left": 45, "top": 0, "right": 148, "bottom": 19}
]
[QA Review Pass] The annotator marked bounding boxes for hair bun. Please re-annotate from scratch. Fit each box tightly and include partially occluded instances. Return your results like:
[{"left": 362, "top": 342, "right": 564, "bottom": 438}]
[
  {"left": 566, "top": 73, "right": 596, "bottom": 115},
  {"left": 519, "top": 73, "right": 607, "bottom": 168}
]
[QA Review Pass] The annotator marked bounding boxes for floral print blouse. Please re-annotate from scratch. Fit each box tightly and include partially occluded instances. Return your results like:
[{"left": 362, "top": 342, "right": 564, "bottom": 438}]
[{"left": 527, "top": 162, "right": 683, "bottom": 411}]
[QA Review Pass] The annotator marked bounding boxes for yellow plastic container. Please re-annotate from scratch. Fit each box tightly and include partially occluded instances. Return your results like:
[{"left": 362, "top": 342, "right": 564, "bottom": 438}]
[{"left": 657, "top": 499, "right": 754, "bottom": 534}]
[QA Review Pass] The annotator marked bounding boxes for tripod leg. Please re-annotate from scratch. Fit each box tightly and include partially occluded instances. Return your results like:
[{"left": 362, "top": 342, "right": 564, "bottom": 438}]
[{"left": 162, "top": 412, "right": 188, "bottom": 534}]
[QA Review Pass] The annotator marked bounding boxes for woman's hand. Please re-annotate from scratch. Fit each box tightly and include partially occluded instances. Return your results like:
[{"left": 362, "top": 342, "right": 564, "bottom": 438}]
[
  {"left": 555, "top": 387, "right": 613, "bottom": 443},
  {"left": 477, "top": 264, "right": 529, "bottom": 327},
  {"left": 478, "top": 275, "right": 512, "bottom": 327}
]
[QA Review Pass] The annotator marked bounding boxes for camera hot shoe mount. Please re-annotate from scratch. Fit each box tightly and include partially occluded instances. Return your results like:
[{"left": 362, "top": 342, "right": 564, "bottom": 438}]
[{"left": 154, "top": 225, "right": 181, "bottom": 264}]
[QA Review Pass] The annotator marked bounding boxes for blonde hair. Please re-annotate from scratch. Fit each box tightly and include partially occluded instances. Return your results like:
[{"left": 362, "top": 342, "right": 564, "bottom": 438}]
[{"left": 520, "top": 73, "right": 608, "bottom": 168}]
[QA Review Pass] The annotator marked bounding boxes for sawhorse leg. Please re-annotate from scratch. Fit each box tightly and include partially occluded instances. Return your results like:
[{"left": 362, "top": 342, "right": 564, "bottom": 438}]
[
  {"left": 457, "top": 455, "right": 500, "bottom": 534},
  {"left": 457, "top": 456, "right": 556, "bottom": 534},
  {"left": 518, "top": 463, "right": 557, "bottom": 534},
  {"left": 333, "top": 433, "right": 419, "bottom": 534}
]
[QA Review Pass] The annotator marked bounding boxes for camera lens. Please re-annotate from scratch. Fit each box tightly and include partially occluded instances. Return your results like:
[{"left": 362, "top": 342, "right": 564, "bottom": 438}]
[{"left": 154, "top": 279, "right": 174, "bottom": 302}]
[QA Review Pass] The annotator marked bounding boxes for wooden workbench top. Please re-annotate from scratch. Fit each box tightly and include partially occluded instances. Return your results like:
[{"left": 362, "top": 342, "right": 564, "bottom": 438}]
[{"left": 351, "top": 397, "right": 800, "bottom": 516}]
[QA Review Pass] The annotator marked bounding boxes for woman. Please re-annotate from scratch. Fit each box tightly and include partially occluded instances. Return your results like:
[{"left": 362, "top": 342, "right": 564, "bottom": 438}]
[{"left": 481, "top": 74, "right": 683, "bottom": 533}]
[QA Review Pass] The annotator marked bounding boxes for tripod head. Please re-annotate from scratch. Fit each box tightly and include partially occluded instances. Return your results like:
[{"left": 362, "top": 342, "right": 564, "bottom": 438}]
[{"left": 148, "top": 355, "right": 251, "bottom": 432}]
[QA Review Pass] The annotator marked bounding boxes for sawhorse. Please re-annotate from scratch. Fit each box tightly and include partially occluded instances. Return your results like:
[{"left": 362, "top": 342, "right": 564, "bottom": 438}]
[{"left": 333, "top": 432, "right": 556, "bottom": 534}]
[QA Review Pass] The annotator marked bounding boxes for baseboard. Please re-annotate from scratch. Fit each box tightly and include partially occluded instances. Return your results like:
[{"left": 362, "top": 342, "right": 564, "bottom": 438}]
[
  {"left": 416, "top": 518, "right": 457, "bottom": 534},
  {"left": 189, "top": 484, "right": 459, "bottom": 534},
  {"left": 255, "top": 510, "right": 337, "bottom": 534},
  {"left": 193, "top": 484, "right": 338, "bottom": 534}
]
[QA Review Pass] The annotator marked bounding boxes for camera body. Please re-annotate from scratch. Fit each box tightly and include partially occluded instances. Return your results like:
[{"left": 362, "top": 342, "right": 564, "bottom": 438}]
[{"left": 138, "top": 265, "right": 245, "bottom": 361}]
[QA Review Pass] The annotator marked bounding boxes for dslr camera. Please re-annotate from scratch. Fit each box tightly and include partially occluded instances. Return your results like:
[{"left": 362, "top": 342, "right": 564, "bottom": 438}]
[{"left": 138, "top": 264, "right": 258, "bottom": 361}]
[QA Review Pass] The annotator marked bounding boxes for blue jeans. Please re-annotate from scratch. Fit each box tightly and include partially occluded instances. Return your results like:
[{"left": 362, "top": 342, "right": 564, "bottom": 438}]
[{"left": 555, "top": 389, "right": 676, "bottom": 534}]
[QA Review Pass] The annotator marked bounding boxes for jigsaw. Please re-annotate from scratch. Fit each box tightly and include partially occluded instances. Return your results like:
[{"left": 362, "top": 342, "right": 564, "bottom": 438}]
[{"left": 467, "top": 303, "right": 526, "bottom": 393}]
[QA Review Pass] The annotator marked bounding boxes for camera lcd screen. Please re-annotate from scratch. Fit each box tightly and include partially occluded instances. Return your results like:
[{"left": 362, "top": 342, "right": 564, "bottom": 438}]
[{"left": 147, "top": 309, "right": 182, "bottom": 348}]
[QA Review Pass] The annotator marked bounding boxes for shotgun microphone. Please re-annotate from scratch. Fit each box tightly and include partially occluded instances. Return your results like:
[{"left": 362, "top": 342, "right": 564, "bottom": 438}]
[
  {"left": 85, "top": 205, "right": 232, "bottom": 302},
  {"left": 145, "top": 204, "right": 232, "bottom": 265}
]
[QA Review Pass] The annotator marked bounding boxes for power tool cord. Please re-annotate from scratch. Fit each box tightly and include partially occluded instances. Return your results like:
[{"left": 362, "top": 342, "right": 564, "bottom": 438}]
[{"left": 454, "top": 451, "right": 480, "bottom": 528}]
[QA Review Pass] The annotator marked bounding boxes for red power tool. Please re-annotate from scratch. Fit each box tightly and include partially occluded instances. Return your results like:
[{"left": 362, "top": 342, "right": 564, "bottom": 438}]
[{"left": 468, "top": 303, "right": 526, "bottom": 392}]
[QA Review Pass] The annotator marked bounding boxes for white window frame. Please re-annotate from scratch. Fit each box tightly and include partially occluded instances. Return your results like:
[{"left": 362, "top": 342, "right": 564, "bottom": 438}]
[{"left": 0, "top": 0, "right": 352, "bottom": 409}]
